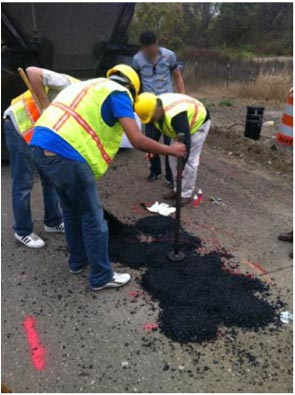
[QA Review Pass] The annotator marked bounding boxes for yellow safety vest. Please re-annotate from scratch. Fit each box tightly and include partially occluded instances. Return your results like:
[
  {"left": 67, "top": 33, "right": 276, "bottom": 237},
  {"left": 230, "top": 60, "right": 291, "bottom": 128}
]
[
  {"left": 10, "top": 76, "right": 78, "bottom": 144},
  {"left": 36, "top": 78, "right": 133, "bottom": 179},
  {"left": 154, "top": 93, "right": 207, "bottom": 138}
]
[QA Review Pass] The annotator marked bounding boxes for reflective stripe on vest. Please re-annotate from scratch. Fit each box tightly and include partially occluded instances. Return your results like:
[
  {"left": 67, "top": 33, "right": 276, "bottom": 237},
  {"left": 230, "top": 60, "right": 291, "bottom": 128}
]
[
  {"left": 154, "top": 93, "right": 207, "bottom": 138},
  {"left": 22, "top": 128, "right": 35, "bottom": 144},
  {"left": 52, "top": 79, "right": 112, "bottom": 164},
  {"left": 36, "top": 78, "right": 133, "bottom": 179},
  {"left": 52, "top": 79, "right": 91, "bottom": 131},
  {"left": 52, "top": 101, "right": 112, "bottom": 165},
  {"left": 10, "top": 90, "right": 41, "bottom": 143},
  {"left": 165, "top": 99, "right": 199, "bottom": 129}
]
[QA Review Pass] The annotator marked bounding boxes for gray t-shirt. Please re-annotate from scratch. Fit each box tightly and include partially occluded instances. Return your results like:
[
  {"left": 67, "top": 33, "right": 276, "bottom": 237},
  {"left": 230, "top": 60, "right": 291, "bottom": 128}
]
[{"left": 132, "top": 47, "right": 178, "bottom": 94}]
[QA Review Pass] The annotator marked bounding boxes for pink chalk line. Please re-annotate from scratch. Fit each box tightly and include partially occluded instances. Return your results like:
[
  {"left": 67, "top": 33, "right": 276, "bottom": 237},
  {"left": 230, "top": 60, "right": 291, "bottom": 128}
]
[{"left": 23, "top": 316, "right": 46, "bottom": 371}]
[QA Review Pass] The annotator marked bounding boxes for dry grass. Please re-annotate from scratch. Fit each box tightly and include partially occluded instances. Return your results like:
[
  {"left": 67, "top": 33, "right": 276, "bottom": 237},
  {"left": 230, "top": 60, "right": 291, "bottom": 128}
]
[
  {"left": 183, "top": 56, "right": 292, "bottom": 103},
  {"left": 235, "top": 72, "right": 292, "bottom": 102},
  {"left": 186, "top": 72, "right": 292, "bottom": 104}
]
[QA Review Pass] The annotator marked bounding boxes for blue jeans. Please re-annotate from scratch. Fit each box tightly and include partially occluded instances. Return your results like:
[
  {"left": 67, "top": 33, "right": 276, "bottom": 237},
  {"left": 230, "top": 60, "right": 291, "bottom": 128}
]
[
  {"left": 4, "top": 119, "right": 62, "bottom": 236},
  {"left": 31, "top": 146, "right": 114, "bottom": 287},
  {"left": 145, "top": 122, "right": 173, "bottom": 183}
]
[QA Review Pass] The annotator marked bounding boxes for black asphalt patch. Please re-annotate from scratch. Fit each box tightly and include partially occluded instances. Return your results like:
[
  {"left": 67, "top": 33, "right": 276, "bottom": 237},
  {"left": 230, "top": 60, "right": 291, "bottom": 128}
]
[{"left": 104, "top": 211, "right": 281, "bottom": 343}]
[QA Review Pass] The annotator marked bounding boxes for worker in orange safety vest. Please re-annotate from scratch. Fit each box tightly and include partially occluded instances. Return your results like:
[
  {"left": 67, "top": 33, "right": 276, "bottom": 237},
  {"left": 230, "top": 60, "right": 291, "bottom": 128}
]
[{"left": 3, "top": 67, "right": 78, "bottom": 248}]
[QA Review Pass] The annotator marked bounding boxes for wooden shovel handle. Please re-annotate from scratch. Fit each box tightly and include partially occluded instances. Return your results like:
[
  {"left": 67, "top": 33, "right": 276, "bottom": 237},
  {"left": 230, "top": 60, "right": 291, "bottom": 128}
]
[{"left": 17, "top": 67, "right": 42, "bottom": 112}]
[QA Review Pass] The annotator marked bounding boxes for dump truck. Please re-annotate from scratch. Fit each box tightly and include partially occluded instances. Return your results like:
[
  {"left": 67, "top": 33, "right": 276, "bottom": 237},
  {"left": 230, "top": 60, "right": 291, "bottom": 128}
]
[{"left": 1, "top": 2, "right": 138, "bottom": 157}]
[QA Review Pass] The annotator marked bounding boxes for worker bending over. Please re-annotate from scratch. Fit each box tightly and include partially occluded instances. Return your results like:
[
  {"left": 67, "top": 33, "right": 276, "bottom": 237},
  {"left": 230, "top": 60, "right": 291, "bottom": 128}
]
[
  {"left": 135, "top": 92, "right": 211, "bottom": 206},
  {"left": 3, "top": 67, "right": 78, "bottom": 248},
  {"left": 30, "top": 65, "right": 186, "bottom": 291}
]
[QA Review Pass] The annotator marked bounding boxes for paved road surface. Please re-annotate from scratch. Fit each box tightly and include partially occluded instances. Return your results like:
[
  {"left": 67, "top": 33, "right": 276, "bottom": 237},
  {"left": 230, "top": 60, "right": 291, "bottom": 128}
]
[{"left": 1, "top": 146, "right": 292, "bottom": 392}]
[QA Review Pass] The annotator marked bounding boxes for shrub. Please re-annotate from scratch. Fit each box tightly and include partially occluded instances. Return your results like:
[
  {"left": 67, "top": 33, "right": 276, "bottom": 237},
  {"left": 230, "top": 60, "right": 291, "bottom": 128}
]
[{"left": 237, "top": 71, "right": 292, "bottom": 102}]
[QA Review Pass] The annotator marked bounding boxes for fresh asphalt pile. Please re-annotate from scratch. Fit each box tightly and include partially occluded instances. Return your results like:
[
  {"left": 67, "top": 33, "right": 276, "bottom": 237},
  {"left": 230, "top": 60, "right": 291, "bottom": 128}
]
[{"left": 104, "top": 211, "right": 281, "bottom": 344}]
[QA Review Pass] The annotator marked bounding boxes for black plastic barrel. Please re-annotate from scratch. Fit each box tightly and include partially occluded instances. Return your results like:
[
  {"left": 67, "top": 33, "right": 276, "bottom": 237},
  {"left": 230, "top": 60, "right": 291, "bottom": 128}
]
[{"left": 244, "top": 106, "right": 265, "bottom": 140}]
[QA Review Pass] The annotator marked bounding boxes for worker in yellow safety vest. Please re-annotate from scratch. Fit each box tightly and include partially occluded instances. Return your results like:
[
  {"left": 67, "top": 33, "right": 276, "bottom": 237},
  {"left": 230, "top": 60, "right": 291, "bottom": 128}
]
[
  {"left": 134, "top": 92, "right": 211, "bottom": 205},
  {"left": 3, "top": 67, "right": 79, "bottom": 248},
  {"left": 30, "top": 64, "right": 186, "bottom": 291}
]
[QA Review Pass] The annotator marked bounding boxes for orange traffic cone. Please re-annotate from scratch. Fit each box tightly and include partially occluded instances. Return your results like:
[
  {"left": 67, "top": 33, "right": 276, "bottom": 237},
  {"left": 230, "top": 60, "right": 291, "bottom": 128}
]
[{"left": 276, "top": 88, "right": 293, "bottom": 149}]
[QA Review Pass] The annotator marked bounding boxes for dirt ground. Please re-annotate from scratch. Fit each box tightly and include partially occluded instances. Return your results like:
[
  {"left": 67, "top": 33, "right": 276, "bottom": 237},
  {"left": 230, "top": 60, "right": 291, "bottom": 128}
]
[
  {"left": 197, "top": 90, "right": 292, "bottom": 177},
  {"left": 1, "top": 96, "right": 293, "bottom": 393}
]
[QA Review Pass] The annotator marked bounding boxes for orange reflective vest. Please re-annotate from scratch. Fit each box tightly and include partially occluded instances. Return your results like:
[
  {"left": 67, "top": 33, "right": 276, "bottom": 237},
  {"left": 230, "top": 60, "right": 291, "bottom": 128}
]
[
  {"left": 10, "top": 76, "right": 78, "bottom": 144},
  {"left": 10, "top": 90, "right": 42, "bottom": 144}
]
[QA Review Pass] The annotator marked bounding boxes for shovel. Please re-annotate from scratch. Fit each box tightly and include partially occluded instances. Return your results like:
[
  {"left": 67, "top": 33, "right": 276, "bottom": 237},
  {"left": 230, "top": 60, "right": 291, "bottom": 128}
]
[
  {"left": 168, "top": 133, "right": 186, "bottom": 262},
  {"left": 17, "top": 68, "right": 43, "bottom": 112}
]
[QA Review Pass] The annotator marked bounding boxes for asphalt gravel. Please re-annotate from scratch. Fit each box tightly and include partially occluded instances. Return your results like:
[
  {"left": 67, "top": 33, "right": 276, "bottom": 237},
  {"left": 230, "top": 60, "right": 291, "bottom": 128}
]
[{"left": 106, "top": 213, "right": 282, "bottom": 343}]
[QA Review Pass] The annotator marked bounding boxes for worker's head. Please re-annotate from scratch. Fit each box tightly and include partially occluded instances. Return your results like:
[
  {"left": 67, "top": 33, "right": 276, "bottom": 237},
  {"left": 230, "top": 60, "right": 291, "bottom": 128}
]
[
  {"left": 107, "top": 64, "right": 140, "bottom": 100},
  {"left": 139, "top": 31, "right": 158, "bottom": 60},
  {"left": 134, "top": 92, "right": 163, "bottom": 124}
]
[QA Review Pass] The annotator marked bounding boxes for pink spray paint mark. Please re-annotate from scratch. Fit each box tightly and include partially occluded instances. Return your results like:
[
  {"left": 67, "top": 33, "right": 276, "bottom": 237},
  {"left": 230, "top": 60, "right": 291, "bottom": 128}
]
[
  {"left": 221, "top": 265, "right": 256, "bottom": 280},
  {"left": 23, "top": 316, "right": 46, "bottom": 371},
  {"left": 128, "top": 290, "right": 142, "bottom": 298},
  {"left": 144, "top": 323, "right": 159, "bottom": 332}
]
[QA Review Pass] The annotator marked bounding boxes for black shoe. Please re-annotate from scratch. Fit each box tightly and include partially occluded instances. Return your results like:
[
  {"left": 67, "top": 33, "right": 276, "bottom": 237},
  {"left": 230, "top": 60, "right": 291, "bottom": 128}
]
[
  {"left": 148, "top": 173, "right": 161, "bottom": 182},
  {"left": 278, "top": 231, "right": 293, "bottom": 243}
]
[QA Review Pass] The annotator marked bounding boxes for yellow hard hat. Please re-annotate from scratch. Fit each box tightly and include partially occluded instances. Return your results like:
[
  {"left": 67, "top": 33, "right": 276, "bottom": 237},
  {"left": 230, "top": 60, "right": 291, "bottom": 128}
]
[
  {"left": 107, "top": 64, "right": 140, "bottom": 97},
  {"left": 134, "top": 92, "right": 157, "bottom": 124}
]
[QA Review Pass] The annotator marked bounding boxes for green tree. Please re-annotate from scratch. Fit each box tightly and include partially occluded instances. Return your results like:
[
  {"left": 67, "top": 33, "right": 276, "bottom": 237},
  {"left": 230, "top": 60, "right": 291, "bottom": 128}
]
[
  {"left": 128, "top": 2, "right": 293, "bottom": 57},
  {"left": 129, "top": 3, "right": 188, "bottom": 52}
]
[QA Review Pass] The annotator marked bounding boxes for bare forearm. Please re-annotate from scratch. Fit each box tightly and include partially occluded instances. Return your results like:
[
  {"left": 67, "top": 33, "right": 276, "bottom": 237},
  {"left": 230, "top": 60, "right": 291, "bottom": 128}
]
[
  {"left": 173, "top": 68, "right": 185, "bottom": 93},
  {"left": 26, "top": 67, "right": 50, "bottom": 109},
  {"left": 175, "top": 76, "right": 185, "bottom": 93},
  {"left": 119, "top": 117, "right": 186, "bottom": 158},
  {"left": 135, "top": 134, "right": 171, "bottom": 155}
]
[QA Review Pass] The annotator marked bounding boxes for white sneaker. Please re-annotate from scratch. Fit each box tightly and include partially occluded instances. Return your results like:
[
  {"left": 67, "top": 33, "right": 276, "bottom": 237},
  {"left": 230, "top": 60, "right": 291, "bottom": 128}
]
[
  {"left": 44, "top": 223, "right": 65, "bottom": 233},
  {"left": 14, "top": 232, "right": 45, "bottom": 248},
  {"left": 91, "top": 272, "right": 131, "bottom": 291}
]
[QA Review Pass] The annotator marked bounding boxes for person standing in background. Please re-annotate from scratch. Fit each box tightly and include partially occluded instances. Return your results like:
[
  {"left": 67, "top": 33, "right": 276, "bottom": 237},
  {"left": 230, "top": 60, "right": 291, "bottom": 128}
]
[{"left": 132, "top": 31, "right": 185, "bottom": 186}]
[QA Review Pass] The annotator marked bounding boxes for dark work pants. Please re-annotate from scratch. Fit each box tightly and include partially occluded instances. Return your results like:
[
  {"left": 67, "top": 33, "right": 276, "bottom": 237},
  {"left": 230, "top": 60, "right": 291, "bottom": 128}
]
[
  {"left": 31, "top": 146, "right": 113, "bottom": 288},
  {"left": 4, "top": 119, "right": 62, "bottom": 236},
  {"left": 145, "top": 123, "right": 173, "bottom": 183}
]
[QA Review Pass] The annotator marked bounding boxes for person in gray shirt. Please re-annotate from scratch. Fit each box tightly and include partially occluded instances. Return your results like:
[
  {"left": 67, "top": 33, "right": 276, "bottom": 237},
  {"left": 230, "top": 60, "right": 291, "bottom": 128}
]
[{"left": 132, "top": 31, "right": 185, "bottom": 185}]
